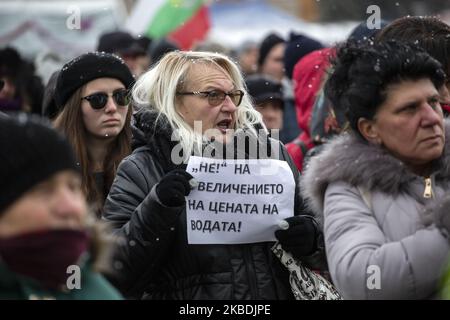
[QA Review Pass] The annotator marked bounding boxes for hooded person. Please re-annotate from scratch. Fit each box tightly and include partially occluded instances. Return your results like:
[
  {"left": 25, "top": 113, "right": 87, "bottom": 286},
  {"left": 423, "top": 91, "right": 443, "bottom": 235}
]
[
  {"left": 286, "top": 19, "right": 391, "bottom": 172},
  {"left": 281, "top": 32, "right": 324, "bottom": 145},
  {"left": 0, "top": 114, "right": 122, "bottom": 299},
  {"left": 285, "top": 47, "right": 335, "bottom": 171}
]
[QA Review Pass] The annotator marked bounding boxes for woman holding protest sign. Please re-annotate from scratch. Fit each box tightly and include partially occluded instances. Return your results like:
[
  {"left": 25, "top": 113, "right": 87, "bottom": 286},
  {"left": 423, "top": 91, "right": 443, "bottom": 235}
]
[{"left": 103, "top": 51, "right": 323, "bottom": 299}]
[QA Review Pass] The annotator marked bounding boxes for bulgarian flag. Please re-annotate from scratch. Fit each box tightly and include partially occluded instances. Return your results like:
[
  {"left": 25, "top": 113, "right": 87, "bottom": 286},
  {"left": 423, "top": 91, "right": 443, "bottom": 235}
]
[{"left": 125, "top": 0, "right": 211, "bottom": 50}]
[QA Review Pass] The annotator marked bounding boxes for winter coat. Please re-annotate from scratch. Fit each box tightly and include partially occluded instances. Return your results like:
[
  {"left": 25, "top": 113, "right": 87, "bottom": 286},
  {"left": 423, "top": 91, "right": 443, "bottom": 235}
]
[
  {"left": 301, "top": 124, "right": 450, "bottom": 299},
  {"left": 0, "top": 259, "right": 122, "bottom": 300},
  {"left": 103, "top": 109, "right": 318, "bottom": 300},
  {"left": 286, "top": 48, "right": 334, "bottom": 172}
]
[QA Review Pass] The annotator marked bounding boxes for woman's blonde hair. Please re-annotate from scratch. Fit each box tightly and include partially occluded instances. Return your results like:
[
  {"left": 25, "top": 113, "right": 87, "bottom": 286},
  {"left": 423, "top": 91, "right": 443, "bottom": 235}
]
[{"left": 132, "top": 50, "right": 264, "bottom": 159}]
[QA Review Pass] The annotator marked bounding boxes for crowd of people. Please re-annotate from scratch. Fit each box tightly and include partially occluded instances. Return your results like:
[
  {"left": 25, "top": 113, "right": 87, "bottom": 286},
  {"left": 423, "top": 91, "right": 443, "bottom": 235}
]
[{"left": 1, "top": 15, "right": 450, "bottom": 300}]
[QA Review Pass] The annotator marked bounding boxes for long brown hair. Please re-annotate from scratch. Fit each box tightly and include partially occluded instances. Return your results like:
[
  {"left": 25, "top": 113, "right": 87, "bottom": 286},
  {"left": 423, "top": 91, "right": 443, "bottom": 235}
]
[{"left": 54, "top": 85, "right": 132, "bottom": 214}]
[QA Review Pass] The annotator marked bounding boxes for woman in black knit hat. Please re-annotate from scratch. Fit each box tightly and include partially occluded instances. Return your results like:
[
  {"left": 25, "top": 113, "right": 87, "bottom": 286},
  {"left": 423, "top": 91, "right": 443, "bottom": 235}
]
[
  {"left": 0, "top": 115, "right": 122, "bottom": 299},
  {"left": 54, "top": 52, "right": 134, "bottom": 216}
]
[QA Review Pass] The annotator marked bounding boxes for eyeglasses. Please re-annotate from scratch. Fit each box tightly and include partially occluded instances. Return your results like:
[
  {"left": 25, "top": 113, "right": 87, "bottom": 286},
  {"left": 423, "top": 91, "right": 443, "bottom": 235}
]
[
  {"left": 81, "top": 89, "right": 130, "bottom": 110},
  {"left": 176, "top": 89, "right": 244, "bottom": 107}
]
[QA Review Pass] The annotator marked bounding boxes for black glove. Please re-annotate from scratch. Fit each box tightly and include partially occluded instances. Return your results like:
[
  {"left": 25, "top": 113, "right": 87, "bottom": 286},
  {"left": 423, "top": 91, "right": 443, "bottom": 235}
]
[
  {"left": 155, "top": 169, "right": 194, "bottom": 207},
  {"left": 275, "top": 215, "right": 319, "bottom": 258}
]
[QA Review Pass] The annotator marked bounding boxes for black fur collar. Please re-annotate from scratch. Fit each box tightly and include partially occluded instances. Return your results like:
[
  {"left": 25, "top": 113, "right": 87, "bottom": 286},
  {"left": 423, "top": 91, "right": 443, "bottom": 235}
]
[{"left": 131, "top": 108, "right": 181, "bottom": 172}]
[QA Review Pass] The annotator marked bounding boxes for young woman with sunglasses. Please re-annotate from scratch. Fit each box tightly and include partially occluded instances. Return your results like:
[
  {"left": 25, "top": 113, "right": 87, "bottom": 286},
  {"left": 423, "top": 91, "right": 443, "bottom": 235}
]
[
  {"left": 54, "top": 52, "right": 134, "bottom": 217},
  {"left": 102, "top": 51, "right": 323, "bottom": 299}
]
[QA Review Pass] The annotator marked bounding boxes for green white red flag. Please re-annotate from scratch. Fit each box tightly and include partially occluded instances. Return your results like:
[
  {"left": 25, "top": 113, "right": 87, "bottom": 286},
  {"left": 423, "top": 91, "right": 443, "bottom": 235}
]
[{"left": 125, "top": 0, "right": 211, "bottom": 50}]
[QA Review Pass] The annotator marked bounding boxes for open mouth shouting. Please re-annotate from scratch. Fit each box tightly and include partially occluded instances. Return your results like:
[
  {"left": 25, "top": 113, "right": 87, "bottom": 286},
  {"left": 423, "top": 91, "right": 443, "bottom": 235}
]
[{"left": 216, "top": 119, "right": 233, "bottom": 134}]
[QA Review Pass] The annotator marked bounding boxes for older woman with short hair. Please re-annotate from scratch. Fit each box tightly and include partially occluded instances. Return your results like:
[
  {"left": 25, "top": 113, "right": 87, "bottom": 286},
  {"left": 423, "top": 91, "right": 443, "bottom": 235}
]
[{"left": 302, "top": 40, "right": 450, "bottom": 299}]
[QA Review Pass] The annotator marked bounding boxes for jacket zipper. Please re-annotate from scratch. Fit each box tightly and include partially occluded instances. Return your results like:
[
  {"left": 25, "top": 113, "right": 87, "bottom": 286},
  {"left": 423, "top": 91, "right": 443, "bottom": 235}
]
[{"left": 423, "top": 177, "right": 433, "bottom": 198}]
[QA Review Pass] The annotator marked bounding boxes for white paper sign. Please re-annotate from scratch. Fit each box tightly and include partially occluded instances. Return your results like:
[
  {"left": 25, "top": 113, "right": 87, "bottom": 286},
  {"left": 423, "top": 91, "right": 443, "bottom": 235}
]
[{"left": 186, "top": 156, "right": 295, "bottom": 244}]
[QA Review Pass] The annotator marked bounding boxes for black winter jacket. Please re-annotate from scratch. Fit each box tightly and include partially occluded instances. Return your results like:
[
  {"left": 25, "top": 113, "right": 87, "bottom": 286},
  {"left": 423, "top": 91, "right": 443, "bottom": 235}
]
[{"left": 103, "top": 109, "right": 318, "bottom": 299}]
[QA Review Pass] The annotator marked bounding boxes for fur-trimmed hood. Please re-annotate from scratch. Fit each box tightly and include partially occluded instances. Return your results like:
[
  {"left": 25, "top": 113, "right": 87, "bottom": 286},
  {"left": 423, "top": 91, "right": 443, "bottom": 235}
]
[{"left": 301, "top": 120, "right": 450, "bottom": 216}]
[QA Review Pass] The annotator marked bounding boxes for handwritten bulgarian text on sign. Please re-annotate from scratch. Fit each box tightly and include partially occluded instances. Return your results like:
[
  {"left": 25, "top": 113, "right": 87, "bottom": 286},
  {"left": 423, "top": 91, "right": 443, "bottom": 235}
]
[{"left": 186, "top": 156, "right": 295, "bottom": 244}]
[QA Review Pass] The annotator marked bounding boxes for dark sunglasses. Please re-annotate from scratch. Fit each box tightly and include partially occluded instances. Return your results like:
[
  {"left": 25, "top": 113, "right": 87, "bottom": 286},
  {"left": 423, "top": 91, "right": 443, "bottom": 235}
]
[
  {"left": 81, "top": 89, "right": 130, "bottom": 110},
  {"left": 177, "top": 89, "right": 244, "bottom": 107}
]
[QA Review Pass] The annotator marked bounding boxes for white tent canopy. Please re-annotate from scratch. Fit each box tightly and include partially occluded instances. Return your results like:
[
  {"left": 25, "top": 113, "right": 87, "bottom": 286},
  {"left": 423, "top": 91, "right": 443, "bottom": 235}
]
[
  {"left": 0, "top": 0, "right": 127, "bottom": 61},
  {"left": 207, "top": 1, "right": 357, "bottom": 49}
]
